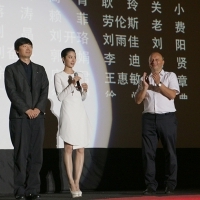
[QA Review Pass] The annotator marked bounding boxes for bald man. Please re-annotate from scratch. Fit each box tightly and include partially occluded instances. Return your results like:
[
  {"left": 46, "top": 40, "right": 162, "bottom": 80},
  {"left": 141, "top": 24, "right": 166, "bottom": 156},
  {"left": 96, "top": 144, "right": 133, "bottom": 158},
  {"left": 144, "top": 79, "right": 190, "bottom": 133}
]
[{"left": 135, "top": 52, "right": 180, "bottom": 195}]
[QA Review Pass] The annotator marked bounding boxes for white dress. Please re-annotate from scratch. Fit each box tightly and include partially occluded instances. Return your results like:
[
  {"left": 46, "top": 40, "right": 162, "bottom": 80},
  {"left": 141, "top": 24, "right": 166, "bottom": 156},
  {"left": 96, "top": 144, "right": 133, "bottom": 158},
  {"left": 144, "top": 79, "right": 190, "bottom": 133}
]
[{"left": 54, "top": 71, "right": 91, "bottom": 149}]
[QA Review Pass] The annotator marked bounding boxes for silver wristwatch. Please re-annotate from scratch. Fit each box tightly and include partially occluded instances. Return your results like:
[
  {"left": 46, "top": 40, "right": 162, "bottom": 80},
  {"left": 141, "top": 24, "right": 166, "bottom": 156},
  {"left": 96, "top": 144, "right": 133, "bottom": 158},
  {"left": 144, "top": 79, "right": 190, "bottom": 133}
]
[{"left": 157, "top": 82, "right": 162, "bottom": 87}]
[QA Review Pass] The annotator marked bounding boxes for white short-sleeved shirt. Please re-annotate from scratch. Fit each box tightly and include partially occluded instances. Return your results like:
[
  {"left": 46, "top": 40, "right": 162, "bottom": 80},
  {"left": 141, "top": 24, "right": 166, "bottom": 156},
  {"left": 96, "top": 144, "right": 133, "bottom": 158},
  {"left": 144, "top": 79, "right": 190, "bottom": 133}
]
[{"left": 135, "top": 70, "right": 180, "bottom": 114}]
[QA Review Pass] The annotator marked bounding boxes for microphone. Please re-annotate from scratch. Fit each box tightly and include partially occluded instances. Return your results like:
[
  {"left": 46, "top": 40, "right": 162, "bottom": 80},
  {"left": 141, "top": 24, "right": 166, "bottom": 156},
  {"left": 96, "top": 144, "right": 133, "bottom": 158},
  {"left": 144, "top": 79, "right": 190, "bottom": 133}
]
[{"left": 74, "top": 72, "right": 81, "bottom": 91}]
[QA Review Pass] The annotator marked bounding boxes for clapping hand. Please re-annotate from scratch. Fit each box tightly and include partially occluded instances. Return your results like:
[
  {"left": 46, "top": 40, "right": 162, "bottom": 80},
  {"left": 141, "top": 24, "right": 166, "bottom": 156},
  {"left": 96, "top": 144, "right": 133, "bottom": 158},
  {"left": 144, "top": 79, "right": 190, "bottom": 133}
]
[{"left": 142, "top": 72, "right": 149, "bottom": 88}]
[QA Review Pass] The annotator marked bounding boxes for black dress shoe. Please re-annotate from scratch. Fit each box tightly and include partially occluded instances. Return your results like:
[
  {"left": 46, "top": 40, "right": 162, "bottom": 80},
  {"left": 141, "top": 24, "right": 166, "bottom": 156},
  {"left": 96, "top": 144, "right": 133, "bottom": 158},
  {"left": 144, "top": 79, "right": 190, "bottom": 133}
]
[
  {"left": 143, "top": 188, "right": 156, "bottom": 195},
  {"left": 15, "top": 195, "right": 25, "bottom": 199},
  {"left": 26, "top": 194, "right": 41, "bottom": 199},
  {"left": 32, "top": 195, "right": 41, "bottom": 199},
  {"left": 165, "top": 186, "right": 174, "bottom": 194}
]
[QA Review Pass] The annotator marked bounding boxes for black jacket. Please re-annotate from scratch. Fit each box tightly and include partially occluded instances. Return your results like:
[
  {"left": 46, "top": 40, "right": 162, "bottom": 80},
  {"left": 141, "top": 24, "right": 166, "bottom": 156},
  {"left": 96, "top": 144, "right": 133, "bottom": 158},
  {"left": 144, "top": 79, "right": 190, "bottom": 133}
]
[{"left": 4, "top": 59, "right": 49, "bottom": 119}]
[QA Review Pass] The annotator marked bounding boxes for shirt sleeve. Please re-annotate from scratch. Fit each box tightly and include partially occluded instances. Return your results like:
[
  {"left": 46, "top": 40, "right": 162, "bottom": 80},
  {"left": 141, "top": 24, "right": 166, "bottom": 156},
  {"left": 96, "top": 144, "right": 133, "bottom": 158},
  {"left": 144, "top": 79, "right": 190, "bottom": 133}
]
[
  {"left": 168, "top": 72, "right": 180, "bottom": 95},
  {"left": 54, "top": 73, "right": 76, "bottom": 101},
  {"left": 4, "top": 65, "right": 30, "bottom": 114}
]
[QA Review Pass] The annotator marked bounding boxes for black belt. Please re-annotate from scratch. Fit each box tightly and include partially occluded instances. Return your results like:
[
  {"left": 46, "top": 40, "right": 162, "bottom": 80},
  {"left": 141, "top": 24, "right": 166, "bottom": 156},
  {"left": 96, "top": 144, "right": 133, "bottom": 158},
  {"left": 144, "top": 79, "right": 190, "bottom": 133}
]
[{"left": 145, "top": 112, "right": 175, "bottom": 115}]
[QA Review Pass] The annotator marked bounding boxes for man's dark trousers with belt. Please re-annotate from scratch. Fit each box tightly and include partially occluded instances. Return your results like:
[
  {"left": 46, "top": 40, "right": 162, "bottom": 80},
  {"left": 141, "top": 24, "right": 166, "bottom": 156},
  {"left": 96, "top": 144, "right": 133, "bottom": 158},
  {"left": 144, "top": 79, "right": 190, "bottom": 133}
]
[{"left": 142, "top": 112, "right": 177, "bottom": 191}]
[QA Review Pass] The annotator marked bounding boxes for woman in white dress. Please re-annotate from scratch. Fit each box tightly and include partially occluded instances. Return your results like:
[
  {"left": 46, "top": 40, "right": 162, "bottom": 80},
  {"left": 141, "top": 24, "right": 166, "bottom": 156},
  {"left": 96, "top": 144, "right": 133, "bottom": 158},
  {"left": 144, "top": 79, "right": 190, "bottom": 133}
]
[{"left": 54, "top": 48, "right": 91, "bottom": 198}]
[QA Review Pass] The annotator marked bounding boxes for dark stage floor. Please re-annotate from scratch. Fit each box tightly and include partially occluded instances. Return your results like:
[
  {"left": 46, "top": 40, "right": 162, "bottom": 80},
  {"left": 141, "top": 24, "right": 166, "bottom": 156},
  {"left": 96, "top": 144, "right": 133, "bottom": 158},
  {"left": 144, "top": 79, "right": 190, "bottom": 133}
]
[{"left": 1, "top": 190, "right": 200, "bottom": 200}]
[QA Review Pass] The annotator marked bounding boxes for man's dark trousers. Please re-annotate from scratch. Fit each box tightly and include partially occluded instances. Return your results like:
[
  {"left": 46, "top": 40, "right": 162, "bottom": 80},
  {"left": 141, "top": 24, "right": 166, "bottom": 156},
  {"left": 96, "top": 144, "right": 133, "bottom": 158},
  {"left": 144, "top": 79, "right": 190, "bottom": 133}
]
[
  {"left": 142, "top": 112, "right": 177, "bottom": 191},
  {"left": 10, "top": 117, "right": 45, "bottom": 196}
]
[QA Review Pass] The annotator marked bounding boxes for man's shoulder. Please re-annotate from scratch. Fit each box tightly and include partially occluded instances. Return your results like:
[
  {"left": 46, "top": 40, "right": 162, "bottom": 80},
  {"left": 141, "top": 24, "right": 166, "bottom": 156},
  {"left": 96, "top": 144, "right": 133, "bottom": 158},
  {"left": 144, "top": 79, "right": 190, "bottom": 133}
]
[
  {"left": 31, "top": 62, "right": 43, "bottom": 68},
  {"left": 31, "top": 62, "right": 45, "bottom": 71},
  {"left": 163, "top": 71, "right": 178, "bottom": 83},
  {"left": 5, "top": 60, "right": 20, "bottom": 69},
  {"left": 163, "top": 71, "right": 176, "bottom": 77}
]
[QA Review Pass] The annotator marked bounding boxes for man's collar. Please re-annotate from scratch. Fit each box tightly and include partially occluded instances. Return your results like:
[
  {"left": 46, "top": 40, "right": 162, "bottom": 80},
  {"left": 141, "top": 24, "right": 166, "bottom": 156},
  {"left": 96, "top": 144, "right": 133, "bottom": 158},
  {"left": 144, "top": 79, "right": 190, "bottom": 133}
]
[
  {"left": 160, "top": 69, "right": 164, "bottom": 76},
  {"left": 19, "top": 59, "right": 31, "bottom": 66},
  {"left": 150, "top": 69, "right": 164, "bottom": 76}
]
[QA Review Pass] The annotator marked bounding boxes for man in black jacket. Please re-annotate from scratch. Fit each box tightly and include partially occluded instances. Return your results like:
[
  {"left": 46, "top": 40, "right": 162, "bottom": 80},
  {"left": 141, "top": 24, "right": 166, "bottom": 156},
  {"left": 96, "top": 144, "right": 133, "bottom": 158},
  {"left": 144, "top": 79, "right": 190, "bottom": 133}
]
[{"left": 4, "top": 37, "right": 49, "bottom": 200}]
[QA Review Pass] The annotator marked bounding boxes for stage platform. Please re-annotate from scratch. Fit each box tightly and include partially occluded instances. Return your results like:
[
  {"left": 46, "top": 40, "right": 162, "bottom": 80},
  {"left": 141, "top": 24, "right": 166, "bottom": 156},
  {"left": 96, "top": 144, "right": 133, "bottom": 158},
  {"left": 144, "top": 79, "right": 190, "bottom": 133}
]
[
  {"left": 1, "top": 190, "right": 200, "bottom": 200},
  {"left": 1, "top": 149, "right": 200, "bottom": 199}
]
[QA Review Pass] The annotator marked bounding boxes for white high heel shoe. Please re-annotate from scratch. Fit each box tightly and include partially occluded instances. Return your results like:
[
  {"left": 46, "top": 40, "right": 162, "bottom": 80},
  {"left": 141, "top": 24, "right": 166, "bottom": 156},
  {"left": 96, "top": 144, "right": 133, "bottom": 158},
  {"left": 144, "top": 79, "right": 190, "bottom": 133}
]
[
  {"left": 77, "top": 190, "right": 82, "bottom": 197},
  {"left": 70, "top": 189, "right": 79, "bottom": 198}
]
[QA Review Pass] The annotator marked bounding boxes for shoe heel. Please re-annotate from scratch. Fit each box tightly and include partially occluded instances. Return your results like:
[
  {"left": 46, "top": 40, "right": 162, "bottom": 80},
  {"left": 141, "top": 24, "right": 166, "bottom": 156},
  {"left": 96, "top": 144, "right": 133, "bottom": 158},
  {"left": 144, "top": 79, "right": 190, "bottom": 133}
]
[
  {"left": 78, "top": 190, "right": 82, "bottom": 197},
  {"left": 70, "top": 189, "right": 79, "bottom": 198}
]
